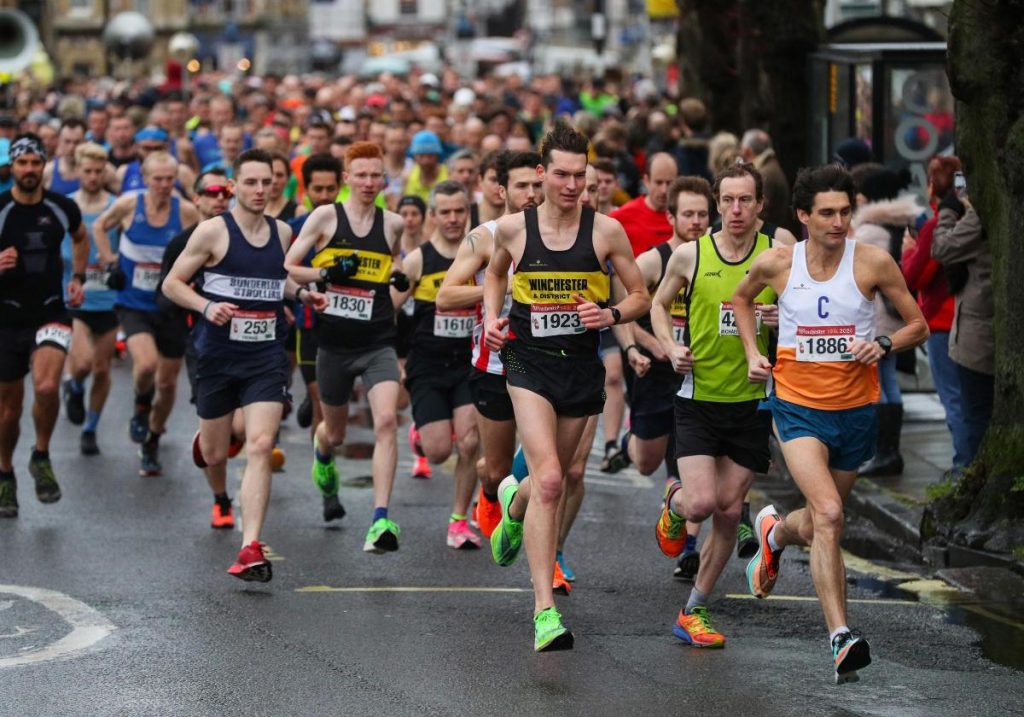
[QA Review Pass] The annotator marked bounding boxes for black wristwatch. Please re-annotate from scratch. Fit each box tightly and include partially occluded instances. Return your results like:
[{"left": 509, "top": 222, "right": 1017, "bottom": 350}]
[
  {"left": 72, "top": 272, "right": 87, "bottom": 284},
  {"left": 875, "top": 336, "right": 893, "bottom": 357},
  {"left": 609, "top": 306, "right": 622, "bottom": 325}
]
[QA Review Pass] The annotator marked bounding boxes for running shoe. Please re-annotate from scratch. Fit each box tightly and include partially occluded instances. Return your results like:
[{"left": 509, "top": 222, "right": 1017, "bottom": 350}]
[
  {"left": 227, "top": 541, "right": 272, "bottom": 582},
  {"left": 655, "top": 481, "right": 686, "bottom": 557},
  {"left": 311, "top": 440, "right": 339, "bottom": 496},
  {"left": 297, "top": 394, "right": 313, "bottom": 428},
  {"left": 446, "top": 518, "right": 482, "bottom": 550},
  {"left": 271, "top": 446, "right": 286, "bottom": 473},
  {"left": 552, "top": 560, "right": 572, "bottom": 595},
  {"left": 475, "top": 488, "right": 502, "bottom": 538},
  {"left": 736, "top": 505, "right": 758, "bottom": 559},
  {"left": 115, "top": 333, "right": 127, "bottom": 360},
  {"left": 139, "top": 435, "right": 162, "bottom": 477},
  {"left": 673, "top": 606, "right": 725, "bottom": 648},
  {"left": 228, "top": 434, "right": 245, "bottom": 459},
  {"left": 490, "top": 475, "right": 523, "bottom": 566},
  {"left": 600, "top": 441, "right": 629, "bottom": 474},
  {"left": 323, "top": 494, "right": 346, "bottom": 522},
  {"left": 556, "top": 550, "right": 576, "bottom": 582},
  {"left": 80, "top": 430, "right": 100, "bottom": 456},
  {"left": 211, "top": 500, "right": 234, "bottom": 529},
  {"left": 674, "top": 535, "right": 700, "bottom": 581},
  {"left": 832, "top": 630, "right": 871, "bottom": 684},
  {"left": 62, "top": 378, "right": 85, "bottom": 425},
  {"left": 28, "top": 456, "right": 61, "bottom": 503},
  {"left": 129, "top": 408, "right": 149, "bottom": 444},
  {"left": 192, "top": 430, "right": 208, "bottom": 469},
  {"left": 364, "top": 517, "right": 400, "bottom": 553},
  {"left": 0, "top": 478, "right": 18, "bottom": 518},
  {"left": 534, "top": 607, "right": 574, "bottom": 652},
  {"left": 412, "top": 455, "right": 432, "bottom": 479},
  {"left": 746, "top": 504, "right": 783, "bottom": 599}
]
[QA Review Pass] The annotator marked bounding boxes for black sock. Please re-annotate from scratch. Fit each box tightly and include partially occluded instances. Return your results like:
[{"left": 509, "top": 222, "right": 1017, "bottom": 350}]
[
  {"left": 741, "top": 501, "right": 751, "bottom": 521},
  {"left": 483, "top": 491, "right": 498, "bottom": 501},
  {"left": 31, "top": 449, "right": 49, "bottom": 463},
  {"left": 214, "top": 492, "right": 231, "bottom": 508},
  {"left": 605, "top": 440, "right": 616, "bottom": 453},
  {"left": 0, "top": 469, "right": 14, "bottom": 482},
  {"left": 134, "top": 389, "right": 154, "bottom": 412}
]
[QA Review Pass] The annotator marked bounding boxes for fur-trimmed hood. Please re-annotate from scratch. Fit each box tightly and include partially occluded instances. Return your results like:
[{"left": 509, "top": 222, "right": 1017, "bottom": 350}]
[{"left": 851, "top": 195, "right": 923, "bottom": 249}]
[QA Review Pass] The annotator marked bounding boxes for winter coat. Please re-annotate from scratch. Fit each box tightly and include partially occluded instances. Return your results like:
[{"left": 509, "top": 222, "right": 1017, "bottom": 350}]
[
  {"left": 902, "top": 212, "right": 955, "bottom": 333},
  {"left": 850, "top": 195, "right": 924, "bottom": 337},
  {"left": 931, "top": 204, "right": 993, "bottom": 375}
]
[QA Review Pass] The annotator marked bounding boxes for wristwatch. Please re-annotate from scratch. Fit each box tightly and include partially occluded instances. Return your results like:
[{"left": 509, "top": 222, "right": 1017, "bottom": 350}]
[
  {"left": 318, "top": 268, "right": 329, "bottom": 281},
  {"left": 610, "top": 306, "right": 622, "bottom": 324},
  {"left": 72, "top": 272, "right": 87, "bottom": 284},
  {"left": 875, "top": 336, "right": 893, "bottom": 356}
]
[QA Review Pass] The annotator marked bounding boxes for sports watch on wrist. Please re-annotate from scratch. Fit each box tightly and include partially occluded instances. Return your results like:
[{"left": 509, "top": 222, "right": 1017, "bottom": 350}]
[
  {"left": 610, "top": 306, "right": 622, "bottom": 324},
  {"left": 875, "top": 335, "right": 893, "bottom": 356}
]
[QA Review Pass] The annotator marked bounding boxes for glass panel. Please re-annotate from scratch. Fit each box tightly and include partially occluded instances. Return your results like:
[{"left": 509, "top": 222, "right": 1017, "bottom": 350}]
[
  {"left": 829, "top": 62, "right": 852, "bottom": 158},
  {"left": 855, "top": 63, "right": 872, "bottom": 144},
  {"left": 884, "top": 65, "right": 954, "bottom": 199}
]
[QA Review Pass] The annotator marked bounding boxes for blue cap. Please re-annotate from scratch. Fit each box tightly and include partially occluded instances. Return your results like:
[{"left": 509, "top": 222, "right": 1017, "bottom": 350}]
[
  {"left": 135, "top": 126, "right": 170, "bottom": 144},
  {"left": 0, "top": 138, "right": 10, "bottom": 166},
  {"left": 410, "top": 130, "right": 442, "bottom": 156}
]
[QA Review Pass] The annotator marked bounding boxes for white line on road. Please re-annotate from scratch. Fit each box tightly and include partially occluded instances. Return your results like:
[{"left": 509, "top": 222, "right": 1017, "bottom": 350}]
[
  {"left": 725, "top": 593, "right": 919, "bottom": 606},
  {"left": 296, "top": 586, "right": 529, "bottom": 593},
  {"left": 0, "top": 584, "right": 116, "bottom": 669}
]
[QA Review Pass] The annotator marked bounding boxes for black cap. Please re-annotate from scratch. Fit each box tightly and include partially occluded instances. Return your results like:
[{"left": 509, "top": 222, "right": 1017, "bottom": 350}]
[
  {"left": 0, "top": 114, "right": 17, "bottom": 128},
  {"left": 397, "top": 195, "right": 426, "bottom": 215}
]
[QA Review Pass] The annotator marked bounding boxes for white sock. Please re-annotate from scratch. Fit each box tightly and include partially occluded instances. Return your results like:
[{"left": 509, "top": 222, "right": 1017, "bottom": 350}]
[
  {"left": 767, "top": 524, "right": 781, "bottom": 552},
  {"left": 685, "top": 587, "right": 708, "bottom": 614},
  {"left": 830, "top": 625, "right": 850, "bottom": 645}
]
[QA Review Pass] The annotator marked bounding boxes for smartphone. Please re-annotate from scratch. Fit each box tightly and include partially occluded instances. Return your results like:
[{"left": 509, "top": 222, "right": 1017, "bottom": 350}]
[{"left": 954, "top": 171, "right": 967, "bottom": 199}]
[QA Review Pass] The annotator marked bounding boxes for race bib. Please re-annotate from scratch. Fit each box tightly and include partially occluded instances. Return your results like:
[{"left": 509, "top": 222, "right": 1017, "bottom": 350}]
[
  {"left": 229, "top": 310, "right": 277, "bottom": 343},
  {"left": 83, "top": 264, "right": 110, "bottom": 291},
  {"left": 796, "top": 325, "right": 855, "bottom": 362},
  {"left": 531, "top": 304, "right": 584, "bottom": 337},
  {"left": 672, "top": 317, "right": 687, "bottom": 345},
  {"left": 434, "top": 310, "right": 475, "bottom": 338},
  {"left": 324, "top": 285, "right": 373, "bottom": 321},
  {"left": 132, "top": 263, "right": 162, "bottom": 292},
  {"left": 35, "top": 323, "right": 71, "bottom": 350},
  {"left": 719, "top": 301, "right": 762, "bottom": 336}
]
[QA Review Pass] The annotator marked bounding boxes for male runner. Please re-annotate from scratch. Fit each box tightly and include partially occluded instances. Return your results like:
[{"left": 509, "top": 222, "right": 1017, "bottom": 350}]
[
  {"left": 613, "top": 176, "right": 713, "bottom": 580},
  {"left": 285, "top": 141, "right": 407, "bottom": 552},
  {"left": 61, "top": 142, "right": 120, "bottom": 455},
  {"left": 44, "top": 118, "right": 85, "bottom": 195},
  {"left": 399, "top": 180, "right": 481, "bottom": 548},
  {"left": 113, "top": 127, "right": 196, "bottom": 196},
  {"left": 94, "top": 151, "right": 200, "bottom": 476},
  {"left": 476, "top": 150, "right": 507, "bottom": 224},
  {"left": 0, "top": 133, "right": 87, "bottom": 517},
  {"left": 651, "top": 163, "right": 792, "bottom": 648},
  {"left": 437, "top": 150, "right": 543, "bottom": 539},
  {"left": 483, "top": 122, "right": 649, "bottom": 651},
  {"left": 735, "top": 164, "right": 927, "bottom": 682},
  {"left": 164, "top": 148, "right": 326, "bottom": 581}
]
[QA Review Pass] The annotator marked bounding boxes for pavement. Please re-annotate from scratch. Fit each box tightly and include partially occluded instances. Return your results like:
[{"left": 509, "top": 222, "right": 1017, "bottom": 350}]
[{"left": 2, "top": 361, "right": 1024, "bottom": 715}]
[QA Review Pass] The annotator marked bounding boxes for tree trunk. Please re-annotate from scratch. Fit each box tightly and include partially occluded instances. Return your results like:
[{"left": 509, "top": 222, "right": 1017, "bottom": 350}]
[{"left": 924, "top": 0, "right": 1024, "bottom": 554}]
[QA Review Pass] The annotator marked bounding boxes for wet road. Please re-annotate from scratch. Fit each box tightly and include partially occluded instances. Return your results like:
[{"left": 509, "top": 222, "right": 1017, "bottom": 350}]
[{"left": 2, "top": 360, "right": 1022, "bottom": 716}]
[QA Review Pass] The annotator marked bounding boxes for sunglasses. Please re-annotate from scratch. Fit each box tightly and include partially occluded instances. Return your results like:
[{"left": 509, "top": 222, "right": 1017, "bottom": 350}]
[{"left": 200, "top": 185, "right": 232, "bottom": 199}]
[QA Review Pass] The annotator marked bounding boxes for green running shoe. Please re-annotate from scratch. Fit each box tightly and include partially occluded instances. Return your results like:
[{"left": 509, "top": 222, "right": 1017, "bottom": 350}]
[
  {"left": 364, "top": 517, "right": 400, "bottom": 553},
  {"left": 311, "top": 440, "right": 339, "bottom": 497},
  {"left": 28, "top": 456, "right": 61, "bottom": 503},
  {"left": 490, "top": 475, "right": 523, "bottom": 566},
  {"left": 534, "top": 607, "right": 574, "bottom": 652},
  {"left": 0, "top": 478, "right": 18, "bottom": 518}
]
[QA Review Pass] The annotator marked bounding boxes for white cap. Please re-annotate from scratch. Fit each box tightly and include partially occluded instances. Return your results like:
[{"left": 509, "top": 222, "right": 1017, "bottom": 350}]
[
  {"left": 337, "top": 106, "right": 357, "bottom": 122},
  {"left": 453, "top": 87, "right": 476, "bottom": 106},
  {"left": 419, "top": 72, "right": 439, "bottom": 88}
]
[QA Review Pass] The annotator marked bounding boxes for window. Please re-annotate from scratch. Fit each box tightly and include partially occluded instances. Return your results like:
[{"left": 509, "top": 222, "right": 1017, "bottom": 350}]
[{"left": 400, "top": 0, "right": 417, "bottom": 16}]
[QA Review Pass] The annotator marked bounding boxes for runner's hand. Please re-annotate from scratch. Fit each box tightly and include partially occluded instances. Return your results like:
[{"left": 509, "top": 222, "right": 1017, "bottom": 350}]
[
  {"left": 759, "top": 303, "right": 779, "bottom": 328},
  {"left": 668, "top": 344, "right": 694, "bottom": 374},
  {"left": 849, "top": 338, "right": 884, "bottom": 366},
  {"left": 573, "top": 293, "right": 610, "bottom": 329},
  {"left": 324, "top": 253, "right": 360, "bottom": 283},
  {"left": 0, "top": 246, "right": 16, "bottom": 272},
  {"left": 747, "top": 354, "right": 773, "bottom": 382},
  {"left": 484, "top": 316, "right": 509, "bottom": 351},
  {"left": 105, "top": 264, "right": 126, "bottom": 290},
  {"left": 67, "top": 278, "right": 84, "bottom": 307},
  {"left": 205, "top": 301, "right": 237, "bottom": 326},
  {"left": 389, "top": 270, "right": 410, "bottom": 292},
  {"left": 305, "top": 290, "right": 328, "bottom": 312},
  {"left": 627, "top": 347, "right": 651, "bottom": 377}
]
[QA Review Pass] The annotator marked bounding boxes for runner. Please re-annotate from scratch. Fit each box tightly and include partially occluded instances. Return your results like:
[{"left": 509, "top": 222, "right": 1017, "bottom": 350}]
[
  {"left": 94, "top": 151, "right": 200, "bottom": 476},
  {"left": 112, "top": 126, "right": 196, "bottom": 196},
  {"left": 613, "top": 175, "right": 713, "bottom": 580},
  {"left": 437, "top": 149, "right": 543, "bottom": 539},
  {"left": 163, "top": 148, "right": 326, "bottom": 581},
  {"left": 483, "top": 122, "right": 650, "bottom": 651},
  {"left": 61, "top": 142, "right": 120, "bottom": 455},
  {"left": 735, "top": 163, "right": 927, "bottom": 682},
  {"left": 284, "top": 141, "right": 407, "bottom": 551},
  {"left": 0, "top": 133, "right": 87, "bottom": 518},
  {"left": 43, "top": 118, "right": 85, "bottom": 195},
  {"left": 651, "top": 162, "right": 792, "bottom": 648},
  {"left": 267, "top": 152, "right": 298, "bottom": 221},
  {"left": 399, "top": 180, "right": 482, "bottom": 548}
]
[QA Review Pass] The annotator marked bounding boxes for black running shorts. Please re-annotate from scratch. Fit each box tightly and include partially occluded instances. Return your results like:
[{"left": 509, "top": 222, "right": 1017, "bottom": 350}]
[
  {"left": 70, "top": 309, "right": 119, "bottom": 336},
  {"left": 195, "top": 349, "right": 290, "bottom": 420},
  {"left": 501, "top": 342, "right": 605, "bottom": 418},
  {"left": 405, "top": 350, "right": 474, "bottom": 427},
  {"left": 469, "top": 368, "right": 514, "bottom": 422},
  {"left": 674, "top": 396, "right": 770, "bottom": 473},
  {"left": 117, "top": 307, "right": 186, "bottom": 359}
]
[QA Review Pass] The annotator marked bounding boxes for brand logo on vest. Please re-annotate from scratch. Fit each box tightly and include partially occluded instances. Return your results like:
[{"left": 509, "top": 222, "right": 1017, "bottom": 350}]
[{"left": 703, "top": 269, "right": 722, "bottom": 278}]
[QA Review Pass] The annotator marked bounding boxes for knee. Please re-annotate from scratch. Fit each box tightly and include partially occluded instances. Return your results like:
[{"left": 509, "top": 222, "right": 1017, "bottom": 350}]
[
  {"left": 321, "top": 421, "right": 347, "bottom": 448},
  {"left": 373, "top": 411, "right": 398, "bottom": 438},
  {"left": 533, "top": 468, "right": 564, "bottom": 505},
  {"left": 34, "top": 377, "right": 60, "bottom": 400},
  {"left": 684, "top": 495, "right": 716, "bottom": 523},
  {"left": 487, "top": 456, "right": 512, "bottom": 485},
  {"left": 635, "top": 453, "right": 661, "bottom": 476},
  {"left": 155, "top": 376, "right": 177, "bottom": 395},
  {"left": 812, "top": 501, "right": 845, "bottom": 537},
  {"left": 604, "top": 370, "right": 623, "bottom": 390},
  {"left": 715, "top": 500, "right": 743, "bottom": 529},
  {"left": 93, "top": 358, "right": 112, "bottom": 378},
  {"left": 202, "top": 443, "right": 229, "bottom": 467},
  {"left": 457, "top": 428, "right": 479, "bottom": 459},
  {"left": 245, "top": 432, "right": 275, "bottom": 459},
  {"left": 565, "top": 460, "right": 585, "bottom": 485},
  {"left": 134, "top": 359, "right": 158, "bottom": 378},
  {"left": 424, "top": 438, "right": 452, "bottom": 465}
]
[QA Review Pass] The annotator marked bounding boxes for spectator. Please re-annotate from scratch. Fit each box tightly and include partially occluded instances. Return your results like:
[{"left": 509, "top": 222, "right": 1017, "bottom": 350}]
[
  {"left": 740, "top": 129, "right": 791, "bottom": 232},
  {"left": 674, "top": 97, "right": 712, "bottom": 182},
  {"left": 402, "top": 130, "right": 448, "bottom": 203},
  {"left": 901, "top": 156, "right": 970, "bottom": 473},
  {"left": 708, "top": 131, "right": 739, "bottom": 176},
  {"left": 610, "top": 152, "right": 678, "bottom": 256},
  {"left": 931, "top": 187, "right": 993, "bottom": 466}
]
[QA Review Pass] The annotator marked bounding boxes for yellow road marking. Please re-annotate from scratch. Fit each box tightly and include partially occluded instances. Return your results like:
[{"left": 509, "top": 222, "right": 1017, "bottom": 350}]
[
  {"left": 841, "top": 550, "right": 918, "bottom": 581},
  {"left": 725, "top": 593, "right": 918, "bottom": 606},
  {"left": 296, "top": 586, "right": 529, "bottom": 594}
]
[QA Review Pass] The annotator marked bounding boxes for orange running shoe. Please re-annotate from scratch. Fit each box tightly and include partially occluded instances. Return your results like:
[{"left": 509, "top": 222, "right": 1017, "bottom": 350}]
[
  {"left": 746, "top": 504, "right": 783, "bottom": 598},
  {"left": 673, "top": 607, "right": 725, "bottom": 648},
  {"left": 475, "top": 487, "right": 502, "bottom": 538},
  {"left": 553, "top": 560, "right": 572, "bottom": 595},
  {"left": 656, "top": 481, "right": 686, "bottom": 557},
  {"left": 211, "top": 500, "right": 234, "bottom": 529},
  {"left": 412, "top": 455, "right": 431, "bottom": 479},
  {"left": 271, "top": 446, "right": 286, "bottom": 472}
]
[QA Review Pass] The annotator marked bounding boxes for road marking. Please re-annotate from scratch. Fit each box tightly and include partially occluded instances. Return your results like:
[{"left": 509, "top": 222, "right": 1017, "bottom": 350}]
[
  {"left": 842, "top": 551, "right": 918, "bottom": 581},
  {"left": 296, "top": 586, "right": 529, "bottom": 594},
  {"left": 0, "top": 584, "right": 116, "bottom": 669},
  {"left": 725, "top": 593, "right": 919, "bottom": 606}
]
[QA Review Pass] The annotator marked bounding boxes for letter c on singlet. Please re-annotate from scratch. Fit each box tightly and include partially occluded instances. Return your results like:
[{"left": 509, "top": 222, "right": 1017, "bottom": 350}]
[{"left": 818, "top": 296, "right": 830, "bottom": 319}]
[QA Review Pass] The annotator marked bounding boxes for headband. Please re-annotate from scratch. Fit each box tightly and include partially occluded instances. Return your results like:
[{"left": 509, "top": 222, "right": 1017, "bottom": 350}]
[
  {"left": 10, "top": 137, "right": 46, "bottom": 161},
  {"left": 135, "top": 127, "right": 170, "bottom": 143}
]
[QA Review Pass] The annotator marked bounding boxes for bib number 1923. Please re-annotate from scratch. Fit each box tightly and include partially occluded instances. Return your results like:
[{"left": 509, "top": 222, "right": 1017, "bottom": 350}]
[
  {"left": 531, "top": 304, "right": 584, "bottom": 337},
  {"left": 796, "top": 325, "right": 855, "bottom": 362}
]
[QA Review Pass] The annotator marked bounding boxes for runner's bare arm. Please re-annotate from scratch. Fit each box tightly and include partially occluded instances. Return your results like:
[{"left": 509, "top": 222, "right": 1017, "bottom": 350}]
[
  {"left": 108, "top": 164, "right": 126, "bottom": 193},
  {"left": 179, "top": 200, "right": 200, "bottom": 227},
  {"left": 650, "top": 243, "right": 693, "bottom": 359},
  {"left": 284, "top": 204, "right": 332, "bottom": 285},
  {"left": 482, "top": 219, "right": 516, "bottom": 350},
  {"left": 734, "top": 248, "right": 785, "bottom": 381},
  {"left": 850, "top": 246, "right": 929, "bottom": 365},
  {"left": 773, "top": 226, "right": 798, "bottom": 246},
  {"left": 163, "top": 221, "right": 234, "bottom": 322},
  {"left": 385, "top": 210, "right": 406, "bottom": 273},
  {"left": 66, "top": 223, "right": 89, "bottom": 307},
  {"left": 42, "top": 162, "right": 53, "bottom": 187},
  {"left": 436, "top": 227, "right": 489, "bottom": 311},
  {"left": 93, "top": 194, "right": 135, "bottom": 257},
  {"left": 594, "top": 218, "right": 650, "bottom": 328}
]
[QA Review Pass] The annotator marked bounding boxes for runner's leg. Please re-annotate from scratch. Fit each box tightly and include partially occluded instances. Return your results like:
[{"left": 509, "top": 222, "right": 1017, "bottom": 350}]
[
  {"left": 238, "top": 401, "right": 283, "bottom": 545},
  {"left": 366, "top": 380, "right": 399, "bottom": 511},
  {"left": 29, "top": 346, "right": 66, "bottom": 453},
  {"left": 0, "top": 380, "right": 24, "bottom": 471}
]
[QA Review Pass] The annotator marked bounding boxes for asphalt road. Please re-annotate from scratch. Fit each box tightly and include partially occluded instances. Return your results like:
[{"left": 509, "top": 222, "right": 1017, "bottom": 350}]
[{"left": 2, "top": 359, "right": 1022, "bottom": 716}]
